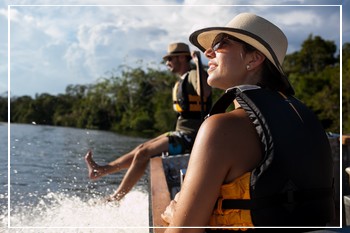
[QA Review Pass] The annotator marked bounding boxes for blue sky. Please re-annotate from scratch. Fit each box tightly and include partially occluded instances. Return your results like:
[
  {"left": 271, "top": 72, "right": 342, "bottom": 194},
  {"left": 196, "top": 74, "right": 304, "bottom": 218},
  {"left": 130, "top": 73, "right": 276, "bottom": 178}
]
[{"left": 0, "top": 0, "right": 347, "bottom": 97}]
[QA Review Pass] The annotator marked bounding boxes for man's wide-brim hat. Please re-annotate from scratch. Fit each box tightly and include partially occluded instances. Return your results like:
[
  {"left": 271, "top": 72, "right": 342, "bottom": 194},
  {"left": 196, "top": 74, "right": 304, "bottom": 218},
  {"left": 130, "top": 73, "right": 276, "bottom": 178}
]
[
  {"left": 163, "top": 42, "right": 191, "bottom": 60},
  {"left": 189, "top": 12, "right": 294, "bottom": 94}
]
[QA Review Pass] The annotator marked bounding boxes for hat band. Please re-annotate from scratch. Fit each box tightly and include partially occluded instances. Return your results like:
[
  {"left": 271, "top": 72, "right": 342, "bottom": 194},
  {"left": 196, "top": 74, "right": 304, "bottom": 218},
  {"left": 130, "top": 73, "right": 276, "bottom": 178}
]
[{"left": 168, "top": 51, "right": 190, "bottom": 55}]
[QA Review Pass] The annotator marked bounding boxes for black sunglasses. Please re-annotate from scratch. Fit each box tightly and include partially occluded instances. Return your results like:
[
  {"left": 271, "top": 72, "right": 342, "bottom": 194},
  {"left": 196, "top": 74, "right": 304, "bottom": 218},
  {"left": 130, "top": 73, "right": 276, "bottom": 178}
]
[
  {"left": 211, "top": 33, "right": 244, "bottom": 52},
  {"left": 165, "top": 56, "right": 179, "bottom": 62}
]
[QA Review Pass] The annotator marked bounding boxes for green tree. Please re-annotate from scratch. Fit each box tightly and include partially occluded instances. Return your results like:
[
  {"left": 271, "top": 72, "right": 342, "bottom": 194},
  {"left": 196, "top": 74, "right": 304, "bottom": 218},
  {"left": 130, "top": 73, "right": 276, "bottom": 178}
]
[
  {"left": 10, "top": 95, "right": 33, "bottom": 123},
  {"left": 114, "top": 66, "right": 175, "bottom": 136},
  {"left": 299, "top": 35, "right": 337, "bottom": 73},
  {"left": 0, "top": 93, "right": 7, "bottom": 122},
  {"left": 343, "top": 43, "right": 350, "bottom": 133},
  {"left": 284, "top": 35, "right": 340, "bottom": 133},
  {"left": 31, "top": 93, "right": 57, "bottom": 125},
  {"left": 52, "top": 93, "right": 76, "bottom": 127}
]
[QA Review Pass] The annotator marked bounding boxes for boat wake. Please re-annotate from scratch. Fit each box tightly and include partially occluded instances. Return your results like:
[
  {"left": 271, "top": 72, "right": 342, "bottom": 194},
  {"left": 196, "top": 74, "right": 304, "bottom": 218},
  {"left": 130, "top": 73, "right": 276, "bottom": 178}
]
[{"left": 0, "top": 190, "right": 149, "bottom": 233}]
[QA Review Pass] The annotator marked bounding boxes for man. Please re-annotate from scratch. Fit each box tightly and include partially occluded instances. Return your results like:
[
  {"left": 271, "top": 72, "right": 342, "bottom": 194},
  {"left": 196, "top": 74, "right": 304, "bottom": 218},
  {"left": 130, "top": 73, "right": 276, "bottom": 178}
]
[{"left": 85, "top": 42, "right": 211, "bottom": 201}]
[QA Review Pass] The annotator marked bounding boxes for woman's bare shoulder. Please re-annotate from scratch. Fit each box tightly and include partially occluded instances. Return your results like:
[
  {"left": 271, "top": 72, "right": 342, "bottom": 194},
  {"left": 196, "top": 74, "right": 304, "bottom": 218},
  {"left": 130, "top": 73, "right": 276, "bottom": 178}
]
[
  {"left": 196, "top": 109, "right": 262, "bottom": 181},
  {"left": 201, "top": 109, "right": 252, "bottom": 136}
]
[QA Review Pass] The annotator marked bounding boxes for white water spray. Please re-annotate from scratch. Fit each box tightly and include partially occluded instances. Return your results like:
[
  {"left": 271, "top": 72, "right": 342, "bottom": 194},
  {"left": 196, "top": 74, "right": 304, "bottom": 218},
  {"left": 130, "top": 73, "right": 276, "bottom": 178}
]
[{"left": 1, "top": 190, "right": 149, "bottom": 233}]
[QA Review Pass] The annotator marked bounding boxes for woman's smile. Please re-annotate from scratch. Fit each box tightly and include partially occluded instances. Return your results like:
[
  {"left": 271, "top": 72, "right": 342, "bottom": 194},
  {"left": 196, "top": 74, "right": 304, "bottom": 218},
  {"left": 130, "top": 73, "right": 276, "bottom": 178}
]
[{"left": 207, "top": 60, "right": 217, "bottom": 74}]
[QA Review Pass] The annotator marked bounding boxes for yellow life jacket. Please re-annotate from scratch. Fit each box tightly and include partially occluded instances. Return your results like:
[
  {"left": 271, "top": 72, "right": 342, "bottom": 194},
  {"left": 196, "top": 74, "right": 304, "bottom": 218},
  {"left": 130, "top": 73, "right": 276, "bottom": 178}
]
[
  {"left": 172, "top": 70, "right": 210, "bottom": 116},
  {"left": 209, "top": 172, "right": 254, "bottom": 231}
]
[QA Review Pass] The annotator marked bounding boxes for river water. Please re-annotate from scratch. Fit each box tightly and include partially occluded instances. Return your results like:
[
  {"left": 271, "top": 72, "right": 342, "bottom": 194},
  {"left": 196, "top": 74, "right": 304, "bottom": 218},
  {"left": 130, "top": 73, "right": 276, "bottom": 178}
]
[{"left": 0, "top": 123, "right": 152, "bottom": 232}]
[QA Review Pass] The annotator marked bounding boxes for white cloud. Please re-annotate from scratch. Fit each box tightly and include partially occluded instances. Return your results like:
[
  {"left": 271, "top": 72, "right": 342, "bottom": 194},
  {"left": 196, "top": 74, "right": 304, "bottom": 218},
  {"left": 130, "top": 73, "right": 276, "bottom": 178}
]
[
  {"left": 0, "top": 8, "right": 7, "bottom": 18},
  {"left": 278, "top": 11, "right": 322, "bottom": 27},
  {"left": 0, "top": 2, "right": 343, "bottom": 97}
]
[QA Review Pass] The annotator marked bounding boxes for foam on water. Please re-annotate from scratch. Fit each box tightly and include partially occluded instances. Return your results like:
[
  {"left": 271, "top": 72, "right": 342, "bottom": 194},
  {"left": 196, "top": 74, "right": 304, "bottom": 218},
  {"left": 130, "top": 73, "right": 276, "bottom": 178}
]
[{"left": 1, "top": 190, "right": 149, "bottom": 233}]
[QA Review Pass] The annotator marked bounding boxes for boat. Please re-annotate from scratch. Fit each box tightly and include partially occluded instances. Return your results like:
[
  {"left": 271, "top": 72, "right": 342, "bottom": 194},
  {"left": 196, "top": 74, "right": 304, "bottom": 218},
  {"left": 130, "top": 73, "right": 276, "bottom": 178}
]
[
  {"left": 148, "top": 135, "right": 345, "bottom": 232},
  {"left": 149, "top": 153, "right": 189, "bottom": 233}
]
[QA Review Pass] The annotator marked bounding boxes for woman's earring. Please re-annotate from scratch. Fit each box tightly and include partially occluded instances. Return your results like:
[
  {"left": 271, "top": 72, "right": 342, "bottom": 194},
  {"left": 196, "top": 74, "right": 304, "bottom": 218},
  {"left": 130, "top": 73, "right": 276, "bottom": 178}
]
[{"left": 246, "top": 64, "right": 251, "bottom": 70}]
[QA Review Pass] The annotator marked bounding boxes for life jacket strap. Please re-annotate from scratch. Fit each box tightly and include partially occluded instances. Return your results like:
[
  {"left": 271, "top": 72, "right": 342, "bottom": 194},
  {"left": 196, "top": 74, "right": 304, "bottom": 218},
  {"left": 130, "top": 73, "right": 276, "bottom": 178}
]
[
  {"left": 179, "top": 112, "right": 203, "bottom": 119},
  {"left": 217, "top": 187, "right": 333, "bottom": 210}
]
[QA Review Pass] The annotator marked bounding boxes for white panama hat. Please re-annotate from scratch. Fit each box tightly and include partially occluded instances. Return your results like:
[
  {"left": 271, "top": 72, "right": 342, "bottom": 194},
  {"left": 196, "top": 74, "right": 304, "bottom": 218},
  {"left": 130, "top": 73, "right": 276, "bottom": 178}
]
[{"left": 189, "top": 12, "right": 294, "bottom": 94}]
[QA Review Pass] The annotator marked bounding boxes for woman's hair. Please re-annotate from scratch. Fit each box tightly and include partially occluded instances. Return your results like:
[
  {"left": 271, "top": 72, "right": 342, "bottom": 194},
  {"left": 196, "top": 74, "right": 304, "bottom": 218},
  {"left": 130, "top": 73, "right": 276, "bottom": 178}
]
[
  {"left": 238, "top": 37, "right": 288, "bottom": 94},
  {"left": 258, "top": 59, "right": 289, "bottom": 94}
]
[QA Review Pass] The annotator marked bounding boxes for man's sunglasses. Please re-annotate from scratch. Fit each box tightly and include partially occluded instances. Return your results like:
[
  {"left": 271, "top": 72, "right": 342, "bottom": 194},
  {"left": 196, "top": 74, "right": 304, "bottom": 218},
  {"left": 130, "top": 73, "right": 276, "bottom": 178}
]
[{"left": 165, "top": 56, "right": 176, "bottom": 62}]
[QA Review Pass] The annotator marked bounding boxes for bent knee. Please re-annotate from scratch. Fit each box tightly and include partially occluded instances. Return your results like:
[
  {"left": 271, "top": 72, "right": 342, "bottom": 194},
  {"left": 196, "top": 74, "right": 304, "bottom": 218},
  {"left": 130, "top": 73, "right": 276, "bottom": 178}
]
[
  {"left": 136, "top": 143, "right": 145, "bottom": 150},
  {"left": 133, "top": 147, "right": 151, "bottom": 163}
]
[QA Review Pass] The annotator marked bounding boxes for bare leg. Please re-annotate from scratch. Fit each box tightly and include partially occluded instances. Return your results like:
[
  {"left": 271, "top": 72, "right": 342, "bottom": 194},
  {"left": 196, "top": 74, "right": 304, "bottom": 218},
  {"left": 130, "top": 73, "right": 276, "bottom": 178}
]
[
  {"left": 108, "top": 135, "right": 169, "bottom": 201},
  {"left": 85, "top": 133, "right": 168, "bottom": 180},
  {"left": 85, "top": 148, "right": 136, "bottom": 180},
  {"left": 85, "top": 150, "right": 103, "bottom": 180}
]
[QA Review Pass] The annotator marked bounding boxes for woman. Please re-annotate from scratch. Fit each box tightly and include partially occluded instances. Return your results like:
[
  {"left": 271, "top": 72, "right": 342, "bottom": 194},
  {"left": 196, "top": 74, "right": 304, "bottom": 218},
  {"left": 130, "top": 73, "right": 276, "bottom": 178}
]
[{"left": 163, "top": 13, "right": 334, "bottom": 232}]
